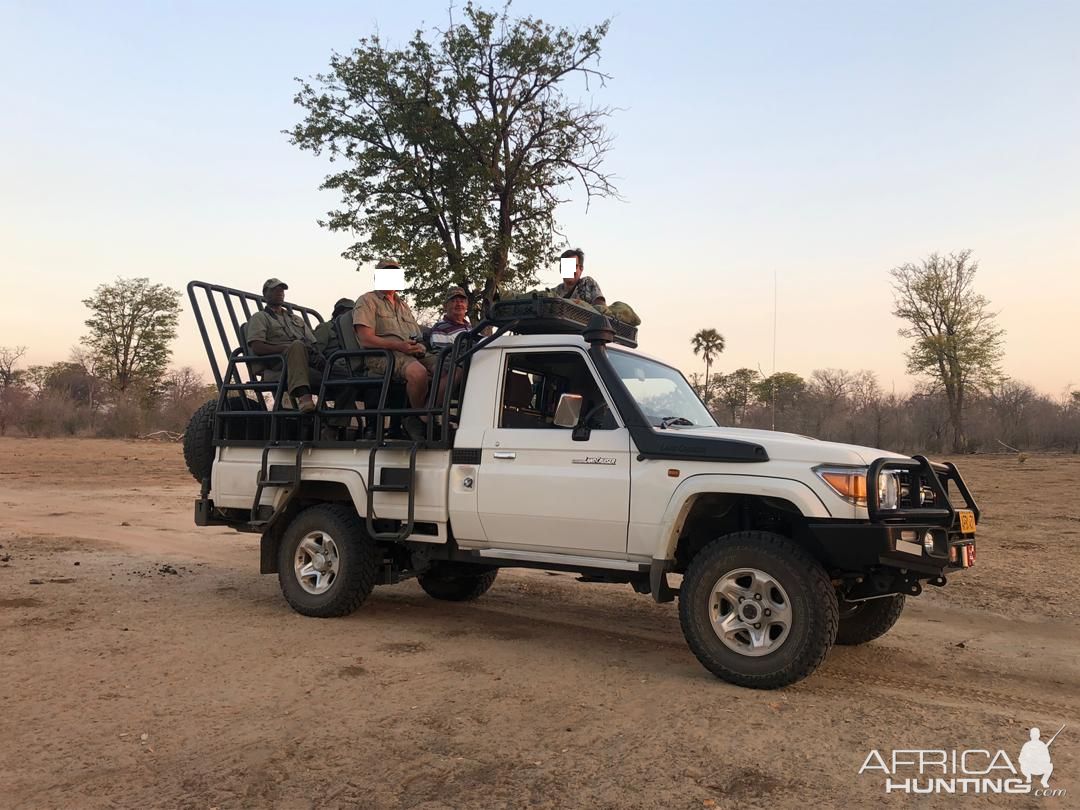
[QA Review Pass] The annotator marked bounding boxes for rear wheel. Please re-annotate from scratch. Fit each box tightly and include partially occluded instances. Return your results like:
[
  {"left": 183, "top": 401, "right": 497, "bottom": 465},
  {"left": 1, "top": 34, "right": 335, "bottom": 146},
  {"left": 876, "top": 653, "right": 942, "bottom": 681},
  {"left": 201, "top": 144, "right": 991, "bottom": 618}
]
[
  {"left": 679, "top": 531, "right": 837, "bottom": 689},
  {"left": 417, "top": 563, "right": 498, "bottom": 602},
  {"left": 835, "top": 594, "right": 905, "bottom": 645},
  {"left": 277, "top": 504, "right": 377, "bottom": 617}
]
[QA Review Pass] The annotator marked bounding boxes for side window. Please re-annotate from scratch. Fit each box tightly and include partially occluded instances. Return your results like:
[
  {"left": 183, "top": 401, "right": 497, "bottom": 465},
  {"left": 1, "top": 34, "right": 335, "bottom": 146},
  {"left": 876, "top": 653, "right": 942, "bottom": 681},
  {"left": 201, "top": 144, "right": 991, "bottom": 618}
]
[{"left": 499, "top": 351, "right": 616, "bottom": 430}]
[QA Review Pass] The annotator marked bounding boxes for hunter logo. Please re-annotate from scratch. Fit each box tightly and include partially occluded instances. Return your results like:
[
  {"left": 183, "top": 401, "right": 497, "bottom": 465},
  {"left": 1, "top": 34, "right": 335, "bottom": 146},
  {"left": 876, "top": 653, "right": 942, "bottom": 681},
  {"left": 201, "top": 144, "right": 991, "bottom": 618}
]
[
  {"left": 572, "top": 456, "right": 617, "bottom": 465},
  {"left": 858, "top": 725, "right": 1066, "bottom": 796}
]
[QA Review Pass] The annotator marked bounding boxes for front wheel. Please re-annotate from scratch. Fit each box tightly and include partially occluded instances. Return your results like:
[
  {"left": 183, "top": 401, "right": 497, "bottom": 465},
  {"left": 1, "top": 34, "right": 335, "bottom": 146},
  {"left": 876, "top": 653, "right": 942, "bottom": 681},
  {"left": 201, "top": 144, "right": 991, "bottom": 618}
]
[
  {"left": 835, "top": 594, "right": 905, "bottom": 645},
  {"left": 277, "top": 504, "right": 377, "bottom": 618},
  {"left": 679, "top": 531, "right": 838, "bottom": 689}
]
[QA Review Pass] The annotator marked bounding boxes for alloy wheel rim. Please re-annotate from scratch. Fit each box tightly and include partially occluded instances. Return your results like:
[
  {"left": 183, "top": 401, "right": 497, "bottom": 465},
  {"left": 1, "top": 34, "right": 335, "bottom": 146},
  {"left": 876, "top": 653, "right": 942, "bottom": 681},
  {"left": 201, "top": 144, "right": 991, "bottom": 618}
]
[
  {"left": 294, "top": 531, "right": 340, "bottom": 595},
  {"left": 708, "top": 567, "right": 792, "bottom": 657}
]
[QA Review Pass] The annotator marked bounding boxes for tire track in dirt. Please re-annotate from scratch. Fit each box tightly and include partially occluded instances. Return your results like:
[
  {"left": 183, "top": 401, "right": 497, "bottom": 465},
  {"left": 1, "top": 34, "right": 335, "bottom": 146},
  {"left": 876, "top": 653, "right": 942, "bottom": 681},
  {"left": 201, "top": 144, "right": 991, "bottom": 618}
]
[{"left": 806, "top": 666, "right": 1078, "bottom": 721}]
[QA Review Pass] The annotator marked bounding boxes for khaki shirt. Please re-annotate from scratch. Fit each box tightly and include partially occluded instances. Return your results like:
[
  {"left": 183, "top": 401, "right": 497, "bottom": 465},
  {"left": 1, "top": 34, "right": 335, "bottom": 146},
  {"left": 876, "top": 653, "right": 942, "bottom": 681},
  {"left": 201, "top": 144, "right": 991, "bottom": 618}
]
[
  {"left": 353, "top": 291, "right": 421, "bottom": 342},
  {"left": 247, "top": 307, "right": 315, "bottom": 346},
  {"left": 246, "top": 307, "right": 315, "bottom": 373}
]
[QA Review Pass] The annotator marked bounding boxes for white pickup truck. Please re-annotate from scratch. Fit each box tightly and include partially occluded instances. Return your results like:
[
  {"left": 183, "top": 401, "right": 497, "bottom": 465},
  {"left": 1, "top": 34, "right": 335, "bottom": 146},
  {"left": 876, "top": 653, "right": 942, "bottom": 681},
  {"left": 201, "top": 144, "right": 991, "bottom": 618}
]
[{"left": 185, "top": 285, "right": 980, "bottom": 689}]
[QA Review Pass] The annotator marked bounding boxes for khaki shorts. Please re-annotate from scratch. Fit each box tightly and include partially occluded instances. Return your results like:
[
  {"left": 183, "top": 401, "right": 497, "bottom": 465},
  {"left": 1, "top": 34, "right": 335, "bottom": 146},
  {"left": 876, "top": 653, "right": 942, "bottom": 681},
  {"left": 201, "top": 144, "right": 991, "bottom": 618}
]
[{"left": 365, "top": 351, "right": 438, "bottom": 382}]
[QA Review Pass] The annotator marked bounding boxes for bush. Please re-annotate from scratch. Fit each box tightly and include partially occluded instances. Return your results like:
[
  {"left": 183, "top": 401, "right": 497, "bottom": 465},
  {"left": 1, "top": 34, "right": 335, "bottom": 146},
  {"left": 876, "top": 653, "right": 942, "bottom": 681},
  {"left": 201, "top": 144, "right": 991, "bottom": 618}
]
[
  {"left": 96, "top": 396, "right": 145, "bottom": 438},
  {"left": 18, "top": 395, "right": 86, "bottom": 438}
]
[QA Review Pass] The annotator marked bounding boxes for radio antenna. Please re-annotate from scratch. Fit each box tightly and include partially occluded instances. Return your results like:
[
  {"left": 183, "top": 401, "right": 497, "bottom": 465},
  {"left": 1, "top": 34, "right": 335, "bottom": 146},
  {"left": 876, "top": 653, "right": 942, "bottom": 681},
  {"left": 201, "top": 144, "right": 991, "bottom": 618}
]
[{"left": 771, "top": 270, "right": 777, "bottom": 430}]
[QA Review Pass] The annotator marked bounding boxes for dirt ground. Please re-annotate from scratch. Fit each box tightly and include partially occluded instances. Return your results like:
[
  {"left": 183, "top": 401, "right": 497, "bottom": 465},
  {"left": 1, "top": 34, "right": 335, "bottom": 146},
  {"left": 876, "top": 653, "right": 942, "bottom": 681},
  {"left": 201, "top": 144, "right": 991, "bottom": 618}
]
[{"left": 1, "top": 438, "right": 1077, "bottom": 809}]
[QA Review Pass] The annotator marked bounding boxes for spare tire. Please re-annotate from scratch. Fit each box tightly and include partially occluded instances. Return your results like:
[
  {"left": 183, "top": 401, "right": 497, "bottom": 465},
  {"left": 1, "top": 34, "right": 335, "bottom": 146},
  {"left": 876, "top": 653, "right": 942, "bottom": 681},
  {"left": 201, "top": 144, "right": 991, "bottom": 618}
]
[{"left": 183, "top": 398, "right": 218, "bottom": 483}]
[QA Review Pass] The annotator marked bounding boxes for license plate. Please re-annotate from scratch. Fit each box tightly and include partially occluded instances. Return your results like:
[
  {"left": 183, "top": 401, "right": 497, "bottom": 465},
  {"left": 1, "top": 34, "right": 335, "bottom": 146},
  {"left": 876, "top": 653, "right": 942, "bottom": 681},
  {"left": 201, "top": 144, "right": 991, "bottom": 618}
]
[
  {"left": 957, "top": 509, "right": 976, "bottom": 534},
  {"left": 950, "top": 542, "right": 976, "bottom": 568}
]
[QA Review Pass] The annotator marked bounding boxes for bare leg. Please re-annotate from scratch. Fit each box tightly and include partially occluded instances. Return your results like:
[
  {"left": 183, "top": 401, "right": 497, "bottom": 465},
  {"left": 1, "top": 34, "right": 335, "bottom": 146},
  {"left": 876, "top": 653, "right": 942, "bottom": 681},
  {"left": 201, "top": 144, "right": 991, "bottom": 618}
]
[
  {"left": 404, "top": 361, "right": 430, "bottom": 409},
  {"left": 435, "top": 367, "right": 461, "bottom": 405}
]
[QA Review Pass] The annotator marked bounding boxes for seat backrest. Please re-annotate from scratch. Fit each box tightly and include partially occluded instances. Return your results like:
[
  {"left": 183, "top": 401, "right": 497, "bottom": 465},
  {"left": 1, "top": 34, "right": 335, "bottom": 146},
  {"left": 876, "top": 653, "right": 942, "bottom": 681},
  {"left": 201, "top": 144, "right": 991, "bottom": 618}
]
[
  {"left": 335, "top": 311, "right": 362, "bottom": 352},
  {"left": 504, "top": 371, "right": 535, "bottom": 409},
  {"left": 187, "top": 281, "right": 324, "bottom": 387},
  {"left": 328, "top": 311, "right": 367, "bottom": 377}
]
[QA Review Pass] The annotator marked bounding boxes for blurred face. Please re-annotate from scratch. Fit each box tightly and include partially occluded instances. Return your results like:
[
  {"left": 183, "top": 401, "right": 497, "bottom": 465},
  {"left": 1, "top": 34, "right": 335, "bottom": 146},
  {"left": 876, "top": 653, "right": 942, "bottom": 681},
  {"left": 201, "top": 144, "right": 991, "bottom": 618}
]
[
  {"left": 266, "top": 285, "right": 286, "bottom": 307},
  {"left": 560, "top": 255, "right": 583, "bottom": 286},
  {"left": 446, "top": 295, "right": 468, "bottom": 323}
]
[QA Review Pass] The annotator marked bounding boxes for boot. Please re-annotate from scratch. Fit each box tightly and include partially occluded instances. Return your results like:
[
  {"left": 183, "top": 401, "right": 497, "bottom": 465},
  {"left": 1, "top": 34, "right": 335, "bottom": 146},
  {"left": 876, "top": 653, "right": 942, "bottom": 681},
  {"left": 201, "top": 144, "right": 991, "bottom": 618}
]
[{"left": 402, "top": 415, "right": 426, "bottom": 441}]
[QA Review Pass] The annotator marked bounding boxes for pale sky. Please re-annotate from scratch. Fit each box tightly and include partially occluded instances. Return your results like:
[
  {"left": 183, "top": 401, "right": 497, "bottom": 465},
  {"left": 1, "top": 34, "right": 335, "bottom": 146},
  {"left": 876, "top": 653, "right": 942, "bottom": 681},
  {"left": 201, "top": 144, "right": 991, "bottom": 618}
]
[{"left": 1, "top": 1, "right": 1078, "bottom": 395}]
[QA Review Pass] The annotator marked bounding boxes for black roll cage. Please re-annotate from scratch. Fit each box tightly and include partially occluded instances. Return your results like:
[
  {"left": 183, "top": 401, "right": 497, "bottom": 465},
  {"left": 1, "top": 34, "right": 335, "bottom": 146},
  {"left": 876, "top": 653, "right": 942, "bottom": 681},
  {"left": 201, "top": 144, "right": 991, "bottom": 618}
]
[{"left": 188, "top": 280, "right": 518, "bottom": 450}]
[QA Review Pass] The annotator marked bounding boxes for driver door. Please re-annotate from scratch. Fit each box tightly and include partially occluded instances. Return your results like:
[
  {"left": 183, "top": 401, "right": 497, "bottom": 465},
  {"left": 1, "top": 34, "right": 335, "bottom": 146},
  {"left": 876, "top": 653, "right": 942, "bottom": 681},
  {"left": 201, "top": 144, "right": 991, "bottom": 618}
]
[{"left": 474, "top": 348, "right": 631, "bottom": 556}]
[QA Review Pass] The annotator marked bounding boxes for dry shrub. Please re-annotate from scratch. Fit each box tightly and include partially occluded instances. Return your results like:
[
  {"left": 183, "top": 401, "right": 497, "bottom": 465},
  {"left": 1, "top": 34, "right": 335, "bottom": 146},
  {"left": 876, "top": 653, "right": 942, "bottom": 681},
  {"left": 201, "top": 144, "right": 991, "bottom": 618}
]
[
  {"left": 18, "top": 395, "right": 85, "bottom": 438},
  {"left": 96, "top": 396, "right": 145, "bottom": 438}
]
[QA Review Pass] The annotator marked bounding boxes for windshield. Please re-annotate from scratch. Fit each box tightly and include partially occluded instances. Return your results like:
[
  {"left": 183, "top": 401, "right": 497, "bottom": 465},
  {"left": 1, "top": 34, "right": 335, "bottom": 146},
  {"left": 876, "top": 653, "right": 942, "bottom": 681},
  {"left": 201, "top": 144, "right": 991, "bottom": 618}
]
[{"left": 608, "top": 350, "right": 716, "bottom": 428}]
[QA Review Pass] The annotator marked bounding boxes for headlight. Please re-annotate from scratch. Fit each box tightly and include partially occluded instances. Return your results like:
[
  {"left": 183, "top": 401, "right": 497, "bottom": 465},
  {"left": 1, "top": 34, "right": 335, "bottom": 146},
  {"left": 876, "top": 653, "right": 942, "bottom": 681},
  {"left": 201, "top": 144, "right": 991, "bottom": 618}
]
[
  {"left": 877, "top": 470, "right": 900, "bottom": 510},
  {"left": 814, "top": 466, "right": 868, "bottom": 506}
]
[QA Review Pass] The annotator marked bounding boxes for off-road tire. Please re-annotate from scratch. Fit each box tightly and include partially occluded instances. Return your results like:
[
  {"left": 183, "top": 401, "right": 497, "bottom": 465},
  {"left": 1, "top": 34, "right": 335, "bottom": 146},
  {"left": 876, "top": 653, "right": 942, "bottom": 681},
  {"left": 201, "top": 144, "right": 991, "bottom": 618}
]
[
  {"left": 183, "top": 398, "right": 217, "bottom": 483},
  {"left": 277, "top": 504, "right": 377, "bottom": 618},
  {"left": 679, "top": 531, "right": 838, "bottom": 689},
  {"left": 835, "top": 594, "right": 905, "bottom": 645},
  {"left": 417, "top": 563, "right": 498, "bottom": 602}
]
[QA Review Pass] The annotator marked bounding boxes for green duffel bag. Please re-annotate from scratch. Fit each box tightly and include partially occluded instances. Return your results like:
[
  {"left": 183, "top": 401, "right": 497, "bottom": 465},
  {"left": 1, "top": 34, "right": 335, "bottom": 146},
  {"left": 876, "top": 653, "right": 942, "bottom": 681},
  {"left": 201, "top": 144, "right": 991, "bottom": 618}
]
[{"left": 597, "top": 301, "right": 641, "bottom": 326}]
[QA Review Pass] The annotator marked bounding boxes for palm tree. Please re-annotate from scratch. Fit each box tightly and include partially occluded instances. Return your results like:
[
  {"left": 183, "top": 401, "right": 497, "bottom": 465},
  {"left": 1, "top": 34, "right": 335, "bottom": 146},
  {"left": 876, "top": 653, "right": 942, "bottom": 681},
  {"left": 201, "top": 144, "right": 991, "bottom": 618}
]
[{"left": 691, "top": 328, "right": 725, "bottom": 404}]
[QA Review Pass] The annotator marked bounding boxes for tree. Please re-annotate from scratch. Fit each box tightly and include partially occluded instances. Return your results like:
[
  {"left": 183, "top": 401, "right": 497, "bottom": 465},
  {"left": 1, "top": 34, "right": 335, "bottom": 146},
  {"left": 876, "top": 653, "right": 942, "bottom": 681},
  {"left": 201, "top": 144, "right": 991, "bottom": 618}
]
[
  {"left": 81, "top": 277, "right": 181, "bottom": 393},
  {"left": 753, "top": 371, "right": 806, "bottom": 429},
  {"left": 69, "top": 346, "right": 103, "bottom": 417},
  {"left": 0, "top": 345, "right": 28, "bottom": 390},
  {"left": 714, "top": 368, "right": 760, "bottom": 425},
  {"left": 987, "top": 379, "right": 1036, "bottom": 448},
  {"left": 891, "top": 250, "right": 1004, "bottom": 452},
  {"left": 690, "top": 328, "right": 725, "bottom": 405},
  {"left": 0, "top": 345, "right": 29, "bottom": 436},
  {"left": 806, "top": 368, "right": 855, "bottom": 437},
  {"left": 290, "top": 3, "right": 618, "bottom": 316}
]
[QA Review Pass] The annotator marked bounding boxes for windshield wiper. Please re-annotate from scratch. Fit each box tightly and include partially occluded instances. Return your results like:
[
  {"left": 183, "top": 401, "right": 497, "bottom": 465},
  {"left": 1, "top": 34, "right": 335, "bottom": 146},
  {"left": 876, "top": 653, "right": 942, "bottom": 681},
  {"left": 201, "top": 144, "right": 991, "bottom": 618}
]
[{"left": 659, "top": 416, "right": 695, "bottom": 429}]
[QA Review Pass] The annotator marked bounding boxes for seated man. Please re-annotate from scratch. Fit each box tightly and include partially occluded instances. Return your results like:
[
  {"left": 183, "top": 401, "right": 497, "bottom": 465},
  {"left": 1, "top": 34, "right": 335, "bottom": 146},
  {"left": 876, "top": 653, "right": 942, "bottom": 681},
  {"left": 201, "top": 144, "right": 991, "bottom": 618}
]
[
  {"left": 313, "top": 297, "right": 357, "bottom": 363},
  {"left": 552, "top": 247, "right": 605, "bottom": 306},
  {"left": 429, "top": 286, "right": 471, "bottom": 350},
  {"left": 353, "top": 260, "right": 438, "bottom": 440},
  {"left": 246, "top": 278, "right": 324, "bottom": 413},
  {"left": 312, "top": 297, "right": 362, "bottom": 437}
]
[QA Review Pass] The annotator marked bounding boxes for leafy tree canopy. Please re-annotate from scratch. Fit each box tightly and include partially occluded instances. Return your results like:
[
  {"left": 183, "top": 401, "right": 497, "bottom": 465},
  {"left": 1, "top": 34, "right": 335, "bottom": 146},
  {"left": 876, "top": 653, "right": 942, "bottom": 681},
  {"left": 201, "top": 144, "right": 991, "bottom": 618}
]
[
  {"left": 81, "top": 277, "right": 181, "bottom": 392},
  {"left": 290, "top": 2, "right": 618, "bottom": 316}
]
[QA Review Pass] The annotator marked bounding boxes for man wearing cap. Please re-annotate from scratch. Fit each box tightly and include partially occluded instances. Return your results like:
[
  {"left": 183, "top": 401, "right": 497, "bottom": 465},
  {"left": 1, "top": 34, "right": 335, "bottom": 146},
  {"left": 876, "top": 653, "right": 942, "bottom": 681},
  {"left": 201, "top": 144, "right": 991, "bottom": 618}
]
[
  {"left": 312, "top": 297, "right": 362, "bottom": 437},
  {"left": 246, "top": 278, "right": 324, "bottom": 413},
  {"left": 313, "top": 297, "right": 358, "bottom": 361},
  {"left": 353, "top": 260, "right": 438, "bottom": 440},
  {"left": 429, "top": 286, "right": 471, "bottom": 350},
  {"left": 552, "top": 247, "right": 606, "bottom": 307}
]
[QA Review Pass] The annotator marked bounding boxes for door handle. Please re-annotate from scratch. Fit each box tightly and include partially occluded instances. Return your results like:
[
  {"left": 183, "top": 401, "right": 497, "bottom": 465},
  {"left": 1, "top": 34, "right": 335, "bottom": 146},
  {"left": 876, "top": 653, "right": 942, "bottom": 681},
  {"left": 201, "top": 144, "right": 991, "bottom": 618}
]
[{"left": 493, "top": 451, "right": 516, "bottom": 460}]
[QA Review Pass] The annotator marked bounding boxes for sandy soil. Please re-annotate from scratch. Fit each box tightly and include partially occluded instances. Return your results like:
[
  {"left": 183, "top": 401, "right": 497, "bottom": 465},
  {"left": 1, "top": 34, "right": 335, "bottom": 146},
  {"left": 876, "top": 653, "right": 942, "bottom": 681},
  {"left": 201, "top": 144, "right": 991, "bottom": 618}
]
[{"left": 1, "top": 438, "right": 1077, "bottom": 809}]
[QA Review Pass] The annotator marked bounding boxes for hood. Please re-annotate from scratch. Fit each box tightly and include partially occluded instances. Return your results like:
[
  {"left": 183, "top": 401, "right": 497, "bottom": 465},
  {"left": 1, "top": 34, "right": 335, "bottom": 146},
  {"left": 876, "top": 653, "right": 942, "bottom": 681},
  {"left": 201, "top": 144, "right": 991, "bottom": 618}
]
[{"left": 664, "top": 425, "right": 909, "bottom": 466}]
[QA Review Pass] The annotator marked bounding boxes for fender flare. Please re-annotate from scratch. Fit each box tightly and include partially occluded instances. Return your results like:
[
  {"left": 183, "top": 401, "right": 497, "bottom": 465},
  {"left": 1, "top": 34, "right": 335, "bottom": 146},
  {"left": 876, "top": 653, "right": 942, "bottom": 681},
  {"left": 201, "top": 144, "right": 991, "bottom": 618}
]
[
  {"left": 267, "top": 466, "right": 369, "bottom": 513},
  {"left": 652, "top": 473, "right": 831, "bottom": 562},
  {"left": 261, "top": 468, "right": 369, "bottom": 574}
]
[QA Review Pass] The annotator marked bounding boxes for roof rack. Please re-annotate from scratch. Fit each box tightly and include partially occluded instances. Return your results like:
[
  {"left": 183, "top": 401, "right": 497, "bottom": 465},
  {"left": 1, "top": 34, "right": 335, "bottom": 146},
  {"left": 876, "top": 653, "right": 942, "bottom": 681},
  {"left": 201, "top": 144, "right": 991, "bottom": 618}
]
[{"left": 487, "top": 294, "right": 638, "bottom": 348}]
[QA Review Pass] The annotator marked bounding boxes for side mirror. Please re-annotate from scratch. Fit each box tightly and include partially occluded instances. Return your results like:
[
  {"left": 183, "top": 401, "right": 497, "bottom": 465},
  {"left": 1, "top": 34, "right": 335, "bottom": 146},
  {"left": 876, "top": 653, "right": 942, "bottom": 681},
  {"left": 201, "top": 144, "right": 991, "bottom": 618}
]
[{"left": 554, "top": 393, "right": 583, "bottom": 428}]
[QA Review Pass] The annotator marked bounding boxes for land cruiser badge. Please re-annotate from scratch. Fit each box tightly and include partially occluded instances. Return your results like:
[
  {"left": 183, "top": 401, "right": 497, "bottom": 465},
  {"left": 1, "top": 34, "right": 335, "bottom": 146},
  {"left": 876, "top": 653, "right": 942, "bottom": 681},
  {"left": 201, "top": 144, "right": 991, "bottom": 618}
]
[{"left": 572, "top": 456, "right": 617, "bottom": 465}]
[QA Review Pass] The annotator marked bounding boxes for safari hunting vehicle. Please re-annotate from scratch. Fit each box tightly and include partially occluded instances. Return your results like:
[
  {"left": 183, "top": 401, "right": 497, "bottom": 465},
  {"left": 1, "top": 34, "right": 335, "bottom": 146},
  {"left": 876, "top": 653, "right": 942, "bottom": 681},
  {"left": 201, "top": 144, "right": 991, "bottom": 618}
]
[{"left": 184, "top": 281, "right": 980, "bottom": 689}]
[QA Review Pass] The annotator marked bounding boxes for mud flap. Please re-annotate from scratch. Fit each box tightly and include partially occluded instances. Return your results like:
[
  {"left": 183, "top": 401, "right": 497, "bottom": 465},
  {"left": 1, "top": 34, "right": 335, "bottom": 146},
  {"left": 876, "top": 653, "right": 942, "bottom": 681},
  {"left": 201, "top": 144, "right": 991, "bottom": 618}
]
[{"left": 650, "top": 559, "right": 677, "bottom": 603}]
